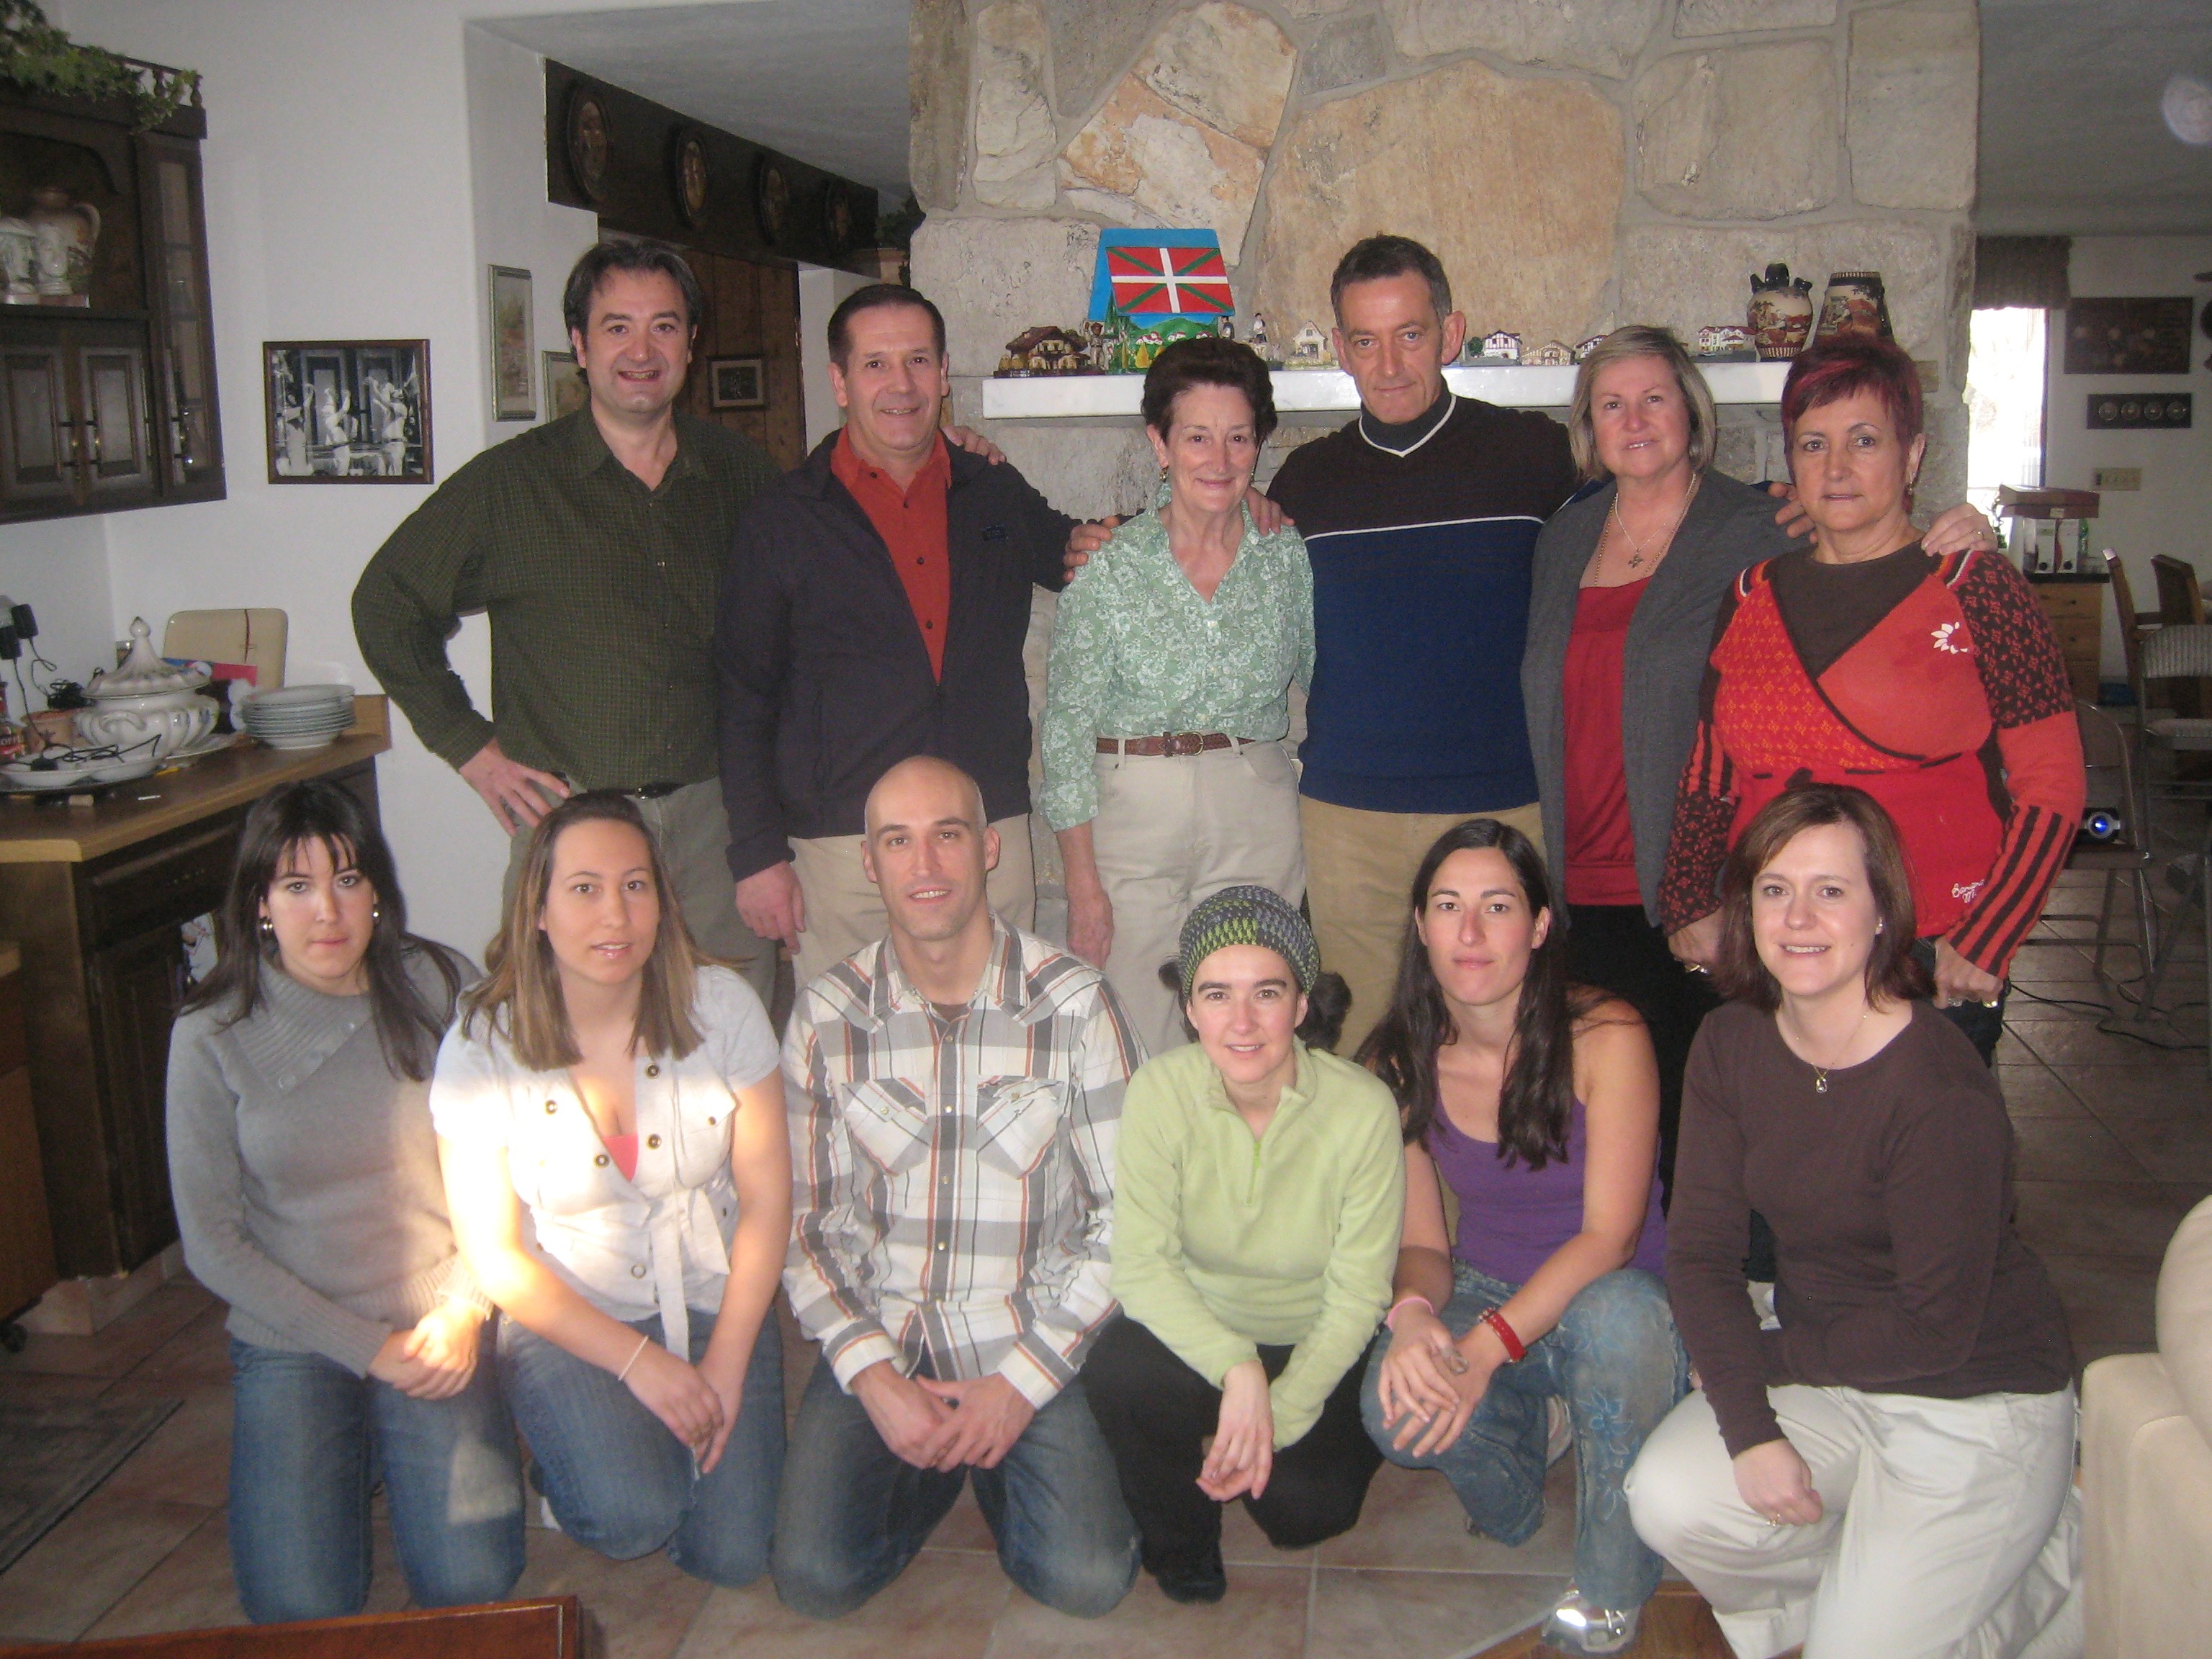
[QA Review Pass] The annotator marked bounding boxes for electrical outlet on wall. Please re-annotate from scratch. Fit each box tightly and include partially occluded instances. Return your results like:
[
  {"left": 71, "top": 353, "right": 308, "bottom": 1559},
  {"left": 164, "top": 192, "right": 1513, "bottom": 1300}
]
[{"left": 2095, "top": 467, "right": 2144, "bottom": 490}]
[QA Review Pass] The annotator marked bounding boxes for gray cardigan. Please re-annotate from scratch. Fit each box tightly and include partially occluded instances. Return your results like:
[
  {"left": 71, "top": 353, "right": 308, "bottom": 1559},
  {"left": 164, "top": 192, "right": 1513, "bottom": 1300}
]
[
  {"left": 166, "top": 947, "right": 487, "bottom": 1375},
  {"left": 1521, "top": 471, "right": 1795, "bottom": 924}
]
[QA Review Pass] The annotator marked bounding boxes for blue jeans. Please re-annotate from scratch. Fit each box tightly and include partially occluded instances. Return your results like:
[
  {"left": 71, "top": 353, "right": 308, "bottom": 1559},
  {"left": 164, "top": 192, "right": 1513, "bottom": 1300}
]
[
  {"left": 1361, "top": 1264, "right": 1687, "bottom": 1610},
  {"left": 228, "top": 1336, "right": 524, "bottom": 1623},
  {"left": 497, "top": 1307, "right": 783, "bottom": 1587},
  {"left": 771, "top": 1354, "right": 1138, "bottom": 1619}
]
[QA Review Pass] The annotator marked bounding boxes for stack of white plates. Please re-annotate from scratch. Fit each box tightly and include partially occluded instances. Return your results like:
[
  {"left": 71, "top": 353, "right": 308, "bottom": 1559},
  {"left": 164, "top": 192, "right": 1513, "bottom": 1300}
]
[{"left": 241, "top": 684, "right": 356, "bottom": 750}]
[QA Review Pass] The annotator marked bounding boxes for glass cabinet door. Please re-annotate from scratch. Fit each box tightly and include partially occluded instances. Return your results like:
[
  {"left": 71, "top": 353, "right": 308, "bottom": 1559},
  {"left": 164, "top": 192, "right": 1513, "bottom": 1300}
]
[{"left": 135, "top": 131, "right": 222, "bottom": 499}]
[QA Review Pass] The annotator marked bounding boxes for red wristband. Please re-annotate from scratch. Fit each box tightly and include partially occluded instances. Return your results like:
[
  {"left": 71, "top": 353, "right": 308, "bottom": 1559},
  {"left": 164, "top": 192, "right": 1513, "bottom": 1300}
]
[{"left": 1481, "top": 1308, "right": 1526, "bottom": 1363}]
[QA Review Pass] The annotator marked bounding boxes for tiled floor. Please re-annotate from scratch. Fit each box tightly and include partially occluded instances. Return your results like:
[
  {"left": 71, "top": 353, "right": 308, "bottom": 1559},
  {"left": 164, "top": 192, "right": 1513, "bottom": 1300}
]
[{"left": 0, "top": 871, "right": 2203, "bottom": 1657}]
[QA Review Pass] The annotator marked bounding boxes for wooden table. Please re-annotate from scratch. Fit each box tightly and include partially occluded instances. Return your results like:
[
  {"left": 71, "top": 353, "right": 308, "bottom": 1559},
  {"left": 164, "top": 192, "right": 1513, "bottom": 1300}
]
[
  {"left": 0, "top": 701, "right": 390, "bottom": 1278},
  {"left": 0, "top": 1597, "right": 581, "bottom": 1659}
]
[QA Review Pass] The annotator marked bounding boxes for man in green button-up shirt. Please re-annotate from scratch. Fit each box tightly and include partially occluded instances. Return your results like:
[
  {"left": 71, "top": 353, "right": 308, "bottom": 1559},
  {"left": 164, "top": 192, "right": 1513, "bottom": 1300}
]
[{"left": 354, "top": 241, "right": 780, "bottom": 994}]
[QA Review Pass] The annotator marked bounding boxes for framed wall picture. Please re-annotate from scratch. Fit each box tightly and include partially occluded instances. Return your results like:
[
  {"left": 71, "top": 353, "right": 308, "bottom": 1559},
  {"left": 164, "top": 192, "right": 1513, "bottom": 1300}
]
[
  {"left": 543, "top": 349, "right": 587, "bottom": 419},
  {"left": 264, "top": 341, "right": 431, "bottom": 484},
  {"left": 2063, "top": 297, "right": 2195, "bottom": 374},
  {"left": 709, "top": 356, "right": 765, "bottom": 410},
  {"left": 488, "top": 265, "right": 536, "bottom": 421}
]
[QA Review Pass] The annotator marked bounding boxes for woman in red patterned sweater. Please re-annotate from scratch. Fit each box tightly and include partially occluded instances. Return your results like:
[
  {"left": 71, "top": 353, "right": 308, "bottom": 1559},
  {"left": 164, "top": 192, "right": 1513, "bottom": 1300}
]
[{"left": 1658, "top": 336, "right": 2083, "bottom": 1062}]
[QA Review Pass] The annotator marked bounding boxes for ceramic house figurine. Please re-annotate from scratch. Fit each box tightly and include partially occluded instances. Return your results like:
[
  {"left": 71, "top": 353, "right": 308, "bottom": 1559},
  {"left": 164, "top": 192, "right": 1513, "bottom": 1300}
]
[
  {"left": 1573, "top": 335, "right": 1608, "bottom": 363},
  {"left": 1748, "top": 263, "right": 1816, "bottom": 359},
  {"left": 1696, "top": 324, "right": 1757, "bottom": 361},
  {"left": 1526, "top": 340, "right": 1573, "bottom": 367},
  {"left": 995, "top": 325, "right": 1094, "bottom": 377},
  {"left": 1479, "top": 330, "right": 1522, "bottom": 362},
  {"left": 1286, "top": 323, "right": 1334, "bottom": 369}
]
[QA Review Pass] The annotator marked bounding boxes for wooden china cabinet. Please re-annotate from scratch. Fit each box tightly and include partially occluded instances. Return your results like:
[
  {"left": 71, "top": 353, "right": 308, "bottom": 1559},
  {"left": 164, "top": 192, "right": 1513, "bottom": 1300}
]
[{"left": 0, "top": 77, "right": 222, "bottom": 522}]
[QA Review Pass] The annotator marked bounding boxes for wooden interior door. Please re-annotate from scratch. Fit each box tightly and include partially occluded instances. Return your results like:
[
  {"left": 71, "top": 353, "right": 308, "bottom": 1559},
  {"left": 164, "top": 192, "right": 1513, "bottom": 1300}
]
[{"left": 679, "top": 249, "right": 804, "bottom": 469}]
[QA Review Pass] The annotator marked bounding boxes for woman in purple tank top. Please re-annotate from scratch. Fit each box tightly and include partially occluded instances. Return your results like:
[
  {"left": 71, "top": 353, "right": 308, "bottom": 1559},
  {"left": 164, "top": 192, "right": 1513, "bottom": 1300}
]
[{"left": 1353, "top": 819, "right": 1686, "bottom": 1655}]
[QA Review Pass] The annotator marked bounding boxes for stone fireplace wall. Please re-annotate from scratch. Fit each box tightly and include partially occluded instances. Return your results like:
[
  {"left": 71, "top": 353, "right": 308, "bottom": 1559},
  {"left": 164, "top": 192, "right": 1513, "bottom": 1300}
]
[
  {"left": 911, "top": 0, "right": 1979, "bottom": 514},
  {"left": 908, "top": 0, "right": 1979, "bottom": 923}
]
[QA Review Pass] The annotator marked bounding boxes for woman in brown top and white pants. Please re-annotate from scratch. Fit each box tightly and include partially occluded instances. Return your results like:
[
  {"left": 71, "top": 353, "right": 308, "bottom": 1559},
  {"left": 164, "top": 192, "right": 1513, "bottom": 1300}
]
[{"left": 1626, "top": 785, "right": 2079, "bottom": 1659}]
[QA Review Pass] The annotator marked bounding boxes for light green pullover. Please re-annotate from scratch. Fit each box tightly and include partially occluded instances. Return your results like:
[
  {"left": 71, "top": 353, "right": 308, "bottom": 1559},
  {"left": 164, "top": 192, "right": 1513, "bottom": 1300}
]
[{"left": 1109, "top": 1038, "right": 1406, "bottom": 1447}]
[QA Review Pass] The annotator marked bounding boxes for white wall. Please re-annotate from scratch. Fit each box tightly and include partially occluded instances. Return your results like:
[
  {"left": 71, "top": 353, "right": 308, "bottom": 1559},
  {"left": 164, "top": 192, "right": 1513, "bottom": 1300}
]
[
  {"left": 2041, "top": 235, "right": 2212, "bottom": 678},
  {"left": 798, "top": 263, "right": 871, "bottom": 452},
  {"left": 40, "top": 0, "right": 688, "bottom": 957}
]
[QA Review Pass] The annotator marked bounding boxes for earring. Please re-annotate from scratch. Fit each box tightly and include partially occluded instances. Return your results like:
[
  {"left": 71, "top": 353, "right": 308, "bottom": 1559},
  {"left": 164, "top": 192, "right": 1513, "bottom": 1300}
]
[
  {"left": 258, "top": 914, "right": 274, "bottom": 940},
  {"left": 1875, "top": 920, "right": 1884, "bottom": 934},
  {"left": 371, "top": 904, "right": 381, "bottom": 923}
]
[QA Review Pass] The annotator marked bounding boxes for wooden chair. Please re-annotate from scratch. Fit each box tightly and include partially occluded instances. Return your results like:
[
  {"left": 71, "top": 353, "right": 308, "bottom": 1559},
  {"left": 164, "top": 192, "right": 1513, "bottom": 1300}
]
[
  {"left": 2106, "top": 550, "right": 2159, "bottom": 716},
  {"left": 2152, "top": 556, "right": 2211, "bottom": 718},
  {"left": 2019, "top": 701, "right": 2159, "bottom": 986},
  {"left": 2134, "top": 625, "right": 2212, "bottom": 1069}
]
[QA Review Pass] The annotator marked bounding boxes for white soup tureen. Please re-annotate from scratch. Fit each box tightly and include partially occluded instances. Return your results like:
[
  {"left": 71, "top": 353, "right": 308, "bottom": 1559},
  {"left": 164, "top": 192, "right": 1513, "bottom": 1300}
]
[{"left": 75, "top": 617, "right": 217, "bottom": 760}]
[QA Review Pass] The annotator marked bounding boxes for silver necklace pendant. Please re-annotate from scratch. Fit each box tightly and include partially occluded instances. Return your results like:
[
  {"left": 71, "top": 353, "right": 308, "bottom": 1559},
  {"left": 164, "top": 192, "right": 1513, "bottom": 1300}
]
[{"left": 1814, "top": 1071, "right": 1830, "bottom": 1094}]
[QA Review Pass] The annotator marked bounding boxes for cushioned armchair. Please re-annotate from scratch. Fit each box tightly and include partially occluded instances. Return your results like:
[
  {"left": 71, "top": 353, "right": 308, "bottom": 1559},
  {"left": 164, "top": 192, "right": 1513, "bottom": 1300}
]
[{"left": 2082, "top": 1195, "right": 2212, "bottom": 1657}]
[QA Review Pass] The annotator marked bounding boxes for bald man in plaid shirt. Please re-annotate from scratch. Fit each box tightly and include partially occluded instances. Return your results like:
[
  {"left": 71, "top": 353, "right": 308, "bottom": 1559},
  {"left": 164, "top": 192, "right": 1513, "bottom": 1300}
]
[{"left": 772, "top": 756, "right": 1143, "bottom": 1620}]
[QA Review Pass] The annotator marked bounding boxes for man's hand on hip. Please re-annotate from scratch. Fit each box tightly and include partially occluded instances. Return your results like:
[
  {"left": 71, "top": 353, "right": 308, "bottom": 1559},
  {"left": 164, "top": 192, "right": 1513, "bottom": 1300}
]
[
  {"left": 850, "top": 1360, "right": 959, "bottom": 1468},
  {"left": 917, "top": 1372, "right": 1037, "bottom": 1470},
  {"left": 459, "top": 739, "right": 569, "bottom": 835},
  {"left": 734, "top": 860, "right": 806, "bottom": 952}
]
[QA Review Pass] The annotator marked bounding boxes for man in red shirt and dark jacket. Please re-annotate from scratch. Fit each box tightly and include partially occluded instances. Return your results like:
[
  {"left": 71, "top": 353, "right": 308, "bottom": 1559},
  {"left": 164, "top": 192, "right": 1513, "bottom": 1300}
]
[{"left": 716, "top": 285, "right": 1076, "bottom": 989}]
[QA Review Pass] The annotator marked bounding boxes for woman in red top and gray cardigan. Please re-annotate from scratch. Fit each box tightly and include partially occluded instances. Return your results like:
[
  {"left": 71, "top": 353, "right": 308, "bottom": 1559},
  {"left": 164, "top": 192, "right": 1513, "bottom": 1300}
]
[{"left": 1658, "top": 336, "right": 2084, "bottom": 1063}]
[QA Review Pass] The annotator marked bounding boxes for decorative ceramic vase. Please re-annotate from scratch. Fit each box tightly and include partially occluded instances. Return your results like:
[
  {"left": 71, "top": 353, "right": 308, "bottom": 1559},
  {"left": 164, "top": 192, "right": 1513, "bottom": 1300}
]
[
  {"left": 1817, "top": 271, "right": 1892, "bottom": 343},
  {"left": 76, "top": 618, "right": 216, "bottom": 760},
  {"left": 1748, "top": 264, "right": 1815, "bottom": 359},
  {"left": 27, "top": 186, "right": 98, "bottom": 305},
  {"left": 0, "top": 218, "right": 35, "bottom": 303}
]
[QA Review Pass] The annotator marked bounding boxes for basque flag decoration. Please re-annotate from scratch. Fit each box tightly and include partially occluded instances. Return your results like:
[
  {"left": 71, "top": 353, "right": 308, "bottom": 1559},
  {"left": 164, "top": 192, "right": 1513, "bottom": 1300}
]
[{"left": 1087, "top": 228, "right": 1233, "bottom": 322}]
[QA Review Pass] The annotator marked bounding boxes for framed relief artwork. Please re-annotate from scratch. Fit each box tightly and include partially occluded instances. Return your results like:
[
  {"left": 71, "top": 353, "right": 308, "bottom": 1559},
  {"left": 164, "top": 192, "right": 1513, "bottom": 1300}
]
[
  {"left": 488, "top": 265, "right": 536, "bottom": 421},
  {"left": 544, "top": 350, "right": 588, "bottom": 419},
  {"left": 264, "top": 340, "right": 431, "bottom": 484},
  {"left": 709, "top": 356, "right": 765, "bottom": 410},
  {"left": 2064, "top": 297, "right": 2194, "bottom": 374}
]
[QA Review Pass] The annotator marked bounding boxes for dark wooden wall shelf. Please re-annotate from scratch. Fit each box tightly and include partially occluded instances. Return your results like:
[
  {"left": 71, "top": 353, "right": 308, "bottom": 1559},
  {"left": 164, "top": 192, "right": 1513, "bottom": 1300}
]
[{"left": 0, "top": 78, "right": 223, "bottom": 523}]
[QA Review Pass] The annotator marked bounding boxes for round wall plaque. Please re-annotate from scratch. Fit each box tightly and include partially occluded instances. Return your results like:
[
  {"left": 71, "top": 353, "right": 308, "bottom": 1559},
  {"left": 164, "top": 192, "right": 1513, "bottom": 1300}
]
[
  {"left": 823, "top": 186, "right": 855, "bottom": 256},
  {"left": 565, "top": 86, "right": 611, "bottom": 202},
  {"left": 672, "top": 129, "right": 710, "bottom": 228},
  {"left": 754, "top": 156, "right": 789, "bottom": 246}
]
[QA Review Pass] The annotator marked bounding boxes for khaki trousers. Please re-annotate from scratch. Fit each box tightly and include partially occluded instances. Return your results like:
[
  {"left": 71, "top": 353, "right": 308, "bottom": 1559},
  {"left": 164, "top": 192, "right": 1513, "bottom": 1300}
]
[
  {"left": 1086, "top": 740, "right": 1305, "bottom": 1057},
  {"left": 1299, "top": 795, "right": 1545, "bottom": 1056},
  {"left": 501, "top": 777, "right": 777, "bottom": 1007},
  {"left": 788, "top": 815, "right": 1036, "bottom": 991},
  {"left": 1627, "top": 1385, "right": 2082, "bottom": 1659}
]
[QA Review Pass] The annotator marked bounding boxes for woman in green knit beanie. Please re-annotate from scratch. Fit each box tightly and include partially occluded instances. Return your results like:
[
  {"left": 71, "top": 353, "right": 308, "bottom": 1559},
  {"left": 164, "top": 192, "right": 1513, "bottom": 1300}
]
[{"left": 1083, "top": 886, "right": 1403, "bottom": 1604}]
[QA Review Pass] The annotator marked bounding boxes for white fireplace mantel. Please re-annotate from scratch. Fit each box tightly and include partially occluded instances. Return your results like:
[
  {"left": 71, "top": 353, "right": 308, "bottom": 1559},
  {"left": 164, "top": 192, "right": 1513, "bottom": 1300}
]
[{"left": 980, "top": 361, "right": 1791, "bottom": 421}]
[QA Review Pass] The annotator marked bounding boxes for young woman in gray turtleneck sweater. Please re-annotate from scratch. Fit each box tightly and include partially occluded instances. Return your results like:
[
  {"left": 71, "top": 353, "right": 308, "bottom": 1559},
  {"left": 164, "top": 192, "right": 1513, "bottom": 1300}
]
[{"left": 166, "top": 781, "right": 523, "bottom": 1622}]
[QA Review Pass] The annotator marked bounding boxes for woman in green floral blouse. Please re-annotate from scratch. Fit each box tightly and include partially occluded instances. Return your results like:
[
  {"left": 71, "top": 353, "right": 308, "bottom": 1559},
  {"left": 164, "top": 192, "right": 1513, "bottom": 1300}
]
[{"left": 1040, "top": 336, "right": 1316, "bottom": 1053}]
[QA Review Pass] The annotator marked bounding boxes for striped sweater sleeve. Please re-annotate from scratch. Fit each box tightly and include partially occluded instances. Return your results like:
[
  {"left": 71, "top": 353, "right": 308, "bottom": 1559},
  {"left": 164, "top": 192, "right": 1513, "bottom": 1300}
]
[
  {"left": 1658, "top": 577, "right": 1748, "bottom": 934},
  {"left": 1948, "top": 552, "right": 2085, "bottom": 974}
]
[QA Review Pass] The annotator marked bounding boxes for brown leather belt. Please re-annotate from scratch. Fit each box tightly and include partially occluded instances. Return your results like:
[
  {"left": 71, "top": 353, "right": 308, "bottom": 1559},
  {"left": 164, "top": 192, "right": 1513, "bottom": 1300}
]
[{"left": 1097, "top": 733, "right": 1240, "bottom": 757}]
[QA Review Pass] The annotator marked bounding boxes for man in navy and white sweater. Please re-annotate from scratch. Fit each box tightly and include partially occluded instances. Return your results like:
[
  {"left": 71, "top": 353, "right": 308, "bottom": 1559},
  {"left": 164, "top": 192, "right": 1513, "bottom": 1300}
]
[{"left": 1267, "top": 235, "right": 1578, "bottom": 1051}]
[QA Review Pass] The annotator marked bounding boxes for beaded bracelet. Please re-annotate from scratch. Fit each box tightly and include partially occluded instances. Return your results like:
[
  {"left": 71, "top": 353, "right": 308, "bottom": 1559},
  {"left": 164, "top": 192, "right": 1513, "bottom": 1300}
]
[{"left": 1480, "top": 1308, "right": 1527, "bottom": 1364}]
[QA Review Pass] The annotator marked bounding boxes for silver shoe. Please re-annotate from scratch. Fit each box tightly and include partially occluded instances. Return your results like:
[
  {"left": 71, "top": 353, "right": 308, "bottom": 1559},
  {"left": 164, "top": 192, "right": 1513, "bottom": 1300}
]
[{"left": 1539, "top": 1589, "right": 1640, "bottom": 1655}]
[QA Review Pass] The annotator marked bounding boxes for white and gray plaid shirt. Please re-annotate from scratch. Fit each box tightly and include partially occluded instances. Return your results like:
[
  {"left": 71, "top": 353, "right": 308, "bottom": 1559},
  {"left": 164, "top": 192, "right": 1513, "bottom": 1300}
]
[{"left": 782, "top": 920, "right": 1143, "bottom": 1407}]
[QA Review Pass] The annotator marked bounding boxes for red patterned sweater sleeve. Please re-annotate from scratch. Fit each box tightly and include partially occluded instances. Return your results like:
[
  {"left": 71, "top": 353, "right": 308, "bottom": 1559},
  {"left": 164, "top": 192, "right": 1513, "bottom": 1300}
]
[
  {"left": 1948, "top": 552, "right": 2085, "bottom": 974},
  {"left": 1658, "top": 579, "right": 1746, "bottom": 934}
]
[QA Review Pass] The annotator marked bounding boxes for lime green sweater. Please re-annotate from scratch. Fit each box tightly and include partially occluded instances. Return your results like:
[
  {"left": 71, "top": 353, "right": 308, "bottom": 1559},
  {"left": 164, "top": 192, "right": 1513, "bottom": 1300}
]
[{"left": 1109, "top": 1040, "right": 1406, "bottom": 1447}]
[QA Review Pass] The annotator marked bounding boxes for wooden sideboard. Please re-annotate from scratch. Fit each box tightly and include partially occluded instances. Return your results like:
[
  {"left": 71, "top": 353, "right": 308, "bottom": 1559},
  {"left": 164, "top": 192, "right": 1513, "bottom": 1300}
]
[
  {"left": 2028, "top": 572, "right": 2108, "bottom": 705},
  {"left": 0, "top": 940, "right": 55, "bottom": 1326},
  {"left": 0, "top": 706, "right": 389, "bottom": 1278}
]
